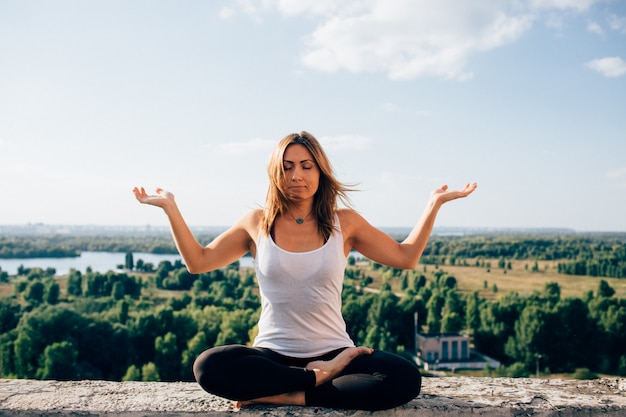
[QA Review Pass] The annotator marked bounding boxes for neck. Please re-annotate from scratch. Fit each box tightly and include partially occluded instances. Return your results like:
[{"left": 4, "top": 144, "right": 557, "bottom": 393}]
[{"left": 286, "top": 208, "right": 313, "bottom": 224}]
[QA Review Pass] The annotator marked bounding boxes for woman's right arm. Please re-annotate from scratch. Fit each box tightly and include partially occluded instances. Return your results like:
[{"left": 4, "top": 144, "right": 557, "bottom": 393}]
[{"left": 132, "top": 187, "right": 256, "bottom": 274}]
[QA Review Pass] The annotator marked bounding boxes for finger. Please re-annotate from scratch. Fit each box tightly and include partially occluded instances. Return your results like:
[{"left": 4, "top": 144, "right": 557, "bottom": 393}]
[
  {"left": 356, "top": 346, "right": 374, "bottom": 355},
  {"left": 133, "top": 187, "right": 145, "bottom": 199}
]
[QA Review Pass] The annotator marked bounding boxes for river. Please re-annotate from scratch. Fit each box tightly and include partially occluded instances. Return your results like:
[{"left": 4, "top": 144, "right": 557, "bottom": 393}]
[{"left": 0, "top": 251, "right": 255, "bottom": 276}]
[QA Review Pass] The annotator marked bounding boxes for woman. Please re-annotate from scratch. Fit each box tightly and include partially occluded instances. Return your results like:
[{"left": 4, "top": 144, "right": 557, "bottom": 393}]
[{"left": 133, "top": 131, "right": 477, "bottom": 410}]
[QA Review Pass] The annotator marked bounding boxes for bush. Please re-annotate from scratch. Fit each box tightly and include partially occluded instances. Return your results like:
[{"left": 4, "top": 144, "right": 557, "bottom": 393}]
[{"left": 571, "top": 368, "right": 598, "bottom": 380}]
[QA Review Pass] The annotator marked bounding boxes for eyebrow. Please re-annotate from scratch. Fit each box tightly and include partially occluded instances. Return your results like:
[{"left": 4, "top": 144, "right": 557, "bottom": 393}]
[{"left": 283, "top": 159, "right": 315, "bottom": 164}]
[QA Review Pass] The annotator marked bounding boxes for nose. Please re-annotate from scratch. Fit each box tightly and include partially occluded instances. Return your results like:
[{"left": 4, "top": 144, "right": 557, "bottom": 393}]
[{"left": 291, "top": 167, "right": 302, "bottom": 181}]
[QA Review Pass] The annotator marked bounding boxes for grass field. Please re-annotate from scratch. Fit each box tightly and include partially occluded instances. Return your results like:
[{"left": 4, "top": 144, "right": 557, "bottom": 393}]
[
  {"left": 358, "top": 258, "right": 626, "bottom": 301},
  {"left": 439, "top": 259, "right": 626, "bottom": 300}
]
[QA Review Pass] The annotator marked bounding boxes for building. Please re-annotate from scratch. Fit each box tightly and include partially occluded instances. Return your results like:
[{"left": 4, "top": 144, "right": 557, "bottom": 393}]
[{"left": 415, "top": 331, "right": 501, "bottom": 372}]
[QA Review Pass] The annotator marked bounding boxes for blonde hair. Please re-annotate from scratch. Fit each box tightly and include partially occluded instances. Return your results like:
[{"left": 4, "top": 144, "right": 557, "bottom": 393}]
[{"left": 261, "top": 131, "right": 354, "bottom": 241}]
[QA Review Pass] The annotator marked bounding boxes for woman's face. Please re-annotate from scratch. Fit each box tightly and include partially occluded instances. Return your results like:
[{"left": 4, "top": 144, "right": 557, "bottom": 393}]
[{"left": 282, "top": 143, "right": 320, "bottom": 202}]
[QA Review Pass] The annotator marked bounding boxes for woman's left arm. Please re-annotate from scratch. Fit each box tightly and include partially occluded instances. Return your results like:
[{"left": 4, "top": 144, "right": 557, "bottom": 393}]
[{"left": 346, "top": 183, "right": 477, "bottom": 269}]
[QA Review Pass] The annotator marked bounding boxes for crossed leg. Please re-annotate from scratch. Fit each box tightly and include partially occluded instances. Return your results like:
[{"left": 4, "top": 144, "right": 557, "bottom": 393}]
[{"left": 234, "top": 346, "right": 373, "bottom": 407}]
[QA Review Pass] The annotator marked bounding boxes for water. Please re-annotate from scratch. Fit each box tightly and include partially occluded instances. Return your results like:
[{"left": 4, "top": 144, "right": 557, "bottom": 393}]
[{"left": 0, "top": 251, "right": 254, "bottom": 276}]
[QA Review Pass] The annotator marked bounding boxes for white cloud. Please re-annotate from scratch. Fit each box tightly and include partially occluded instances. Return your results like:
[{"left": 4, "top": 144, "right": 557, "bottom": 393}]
[
  {"left": 608, "top": 14, "right": 626, "bottom": 33},
  {"left": 544, "top": 13, "right": 565, "bottom": 31},
  {"left": 319, "top": 134, "right": 374, "bottom": 151},
  {"left": 214, "top": 138, "right": 276, "bottom": 155},
  {"left": 300, "top": 1, "right": 535, "bottom": 81},
  {"left": 585, "top": 56, "right": 626, "bottom": 77},
  {"left": 229, "top": 0, "right": 604, "bottom": 80},
  {"left": 269, "top": 0, "right": 343, "bottom": 17},
  {"left": 587, "top": 20, "right": 604, "bottom": 35},
  {"left": 606, "top": 167, "right": 626, "bottom": 179},
  {"left": 528, "top": 0, "right": 598, "bottom": 11},
  {"left": 218, "top": 7, "right": 236, "bottom": 19},
  {"left": 221, "top": 0, "right": 266, "bottom": 22}
]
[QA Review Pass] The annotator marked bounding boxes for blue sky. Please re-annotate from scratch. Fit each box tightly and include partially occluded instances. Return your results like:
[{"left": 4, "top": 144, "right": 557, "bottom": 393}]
[{"left": 1, "top": 0, "right": 625, "bottom": 231}]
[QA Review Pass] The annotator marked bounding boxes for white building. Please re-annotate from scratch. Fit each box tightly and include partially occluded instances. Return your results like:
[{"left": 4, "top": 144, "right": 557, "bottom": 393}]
[{"left": 415, "top": 332, "right": 501, "bottom": 371}]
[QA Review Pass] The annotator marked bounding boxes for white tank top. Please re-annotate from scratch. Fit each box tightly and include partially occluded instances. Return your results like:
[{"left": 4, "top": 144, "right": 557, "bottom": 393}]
[{"left": 252, "top": 216, "right": 355, "bottom": 357}]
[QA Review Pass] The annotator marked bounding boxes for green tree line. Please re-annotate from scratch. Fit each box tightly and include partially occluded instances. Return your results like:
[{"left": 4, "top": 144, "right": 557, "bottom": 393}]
[
  {"left": 419, "top": 235, "right": 626, "bottom": 279},
  {"left": 3, "top": 232, "right": 625, "bottom": 279},
  {"left": 1, "top": 253, "right": 625, "bottom": 382}
]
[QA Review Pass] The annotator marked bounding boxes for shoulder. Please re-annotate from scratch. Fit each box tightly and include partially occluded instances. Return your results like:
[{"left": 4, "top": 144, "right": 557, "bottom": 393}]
[
  {"left": 224, "top": 209, "right": 262, "bottom": 240},
  {"left": 222, "top": 209, "right": 263, "bottom": 255},
  {"left": 336, "top": 208, "right": 368, "bottom": 237},
  {"left": 241, "top": 208, "right": 263, "bottom": 223},
  {"left": 235, "top": 209, "right": 263, "bottom": 233},
  {"left": 336, "top": 207, "right": 361, "bottom": 222}
]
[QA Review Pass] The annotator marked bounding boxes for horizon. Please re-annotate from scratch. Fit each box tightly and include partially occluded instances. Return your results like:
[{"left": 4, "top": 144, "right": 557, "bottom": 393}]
[{"left": 2, "top": 223, "right": 624, "bottom": 235}]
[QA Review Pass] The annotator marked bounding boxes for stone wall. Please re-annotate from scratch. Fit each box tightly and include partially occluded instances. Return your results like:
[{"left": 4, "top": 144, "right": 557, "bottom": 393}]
[{"left": 1, "top": 377, "right": 625, "bottom": 416}]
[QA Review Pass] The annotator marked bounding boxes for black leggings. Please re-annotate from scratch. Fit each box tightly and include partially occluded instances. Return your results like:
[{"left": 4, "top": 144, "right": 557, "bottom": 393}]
[{"left": 193, "top": 344, "right": 421, "bottom": 411}]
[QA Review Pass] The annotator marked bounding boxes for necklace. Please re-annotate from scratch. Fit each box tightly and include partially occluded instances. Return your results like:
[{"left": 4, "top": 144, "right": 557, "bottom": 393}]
[{"left": 288, "top": 211, "right": 312, "bottom": 224}]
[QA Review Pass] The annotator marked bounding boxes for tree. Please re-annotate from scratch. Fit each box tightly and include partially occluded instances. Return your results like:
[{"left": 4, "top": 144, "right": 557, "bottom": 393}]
[
  {"left": 0, "top": 333, "right": 16, "bottom": 377},
  {"left": 442, "top": 290, "right": 465, "bottom": 332},
  {"left": 154, "top": 332, "right": 181, "bottom": 381},
  {"left": 216, "top": 310, "right": 254, "bottom": 346},
  {"left": 342, "top": 291, "right": 374, "bottom": 345},
  {"left": 181, "top": 331, "right": 207, "bottom": 381},
  {"left": 465, "top": 291, "right": 481, "bottom": 335},
  {"left": 122, "top": 365, "right": 142, "bottom": 381},
  {"left": 396, "top": 295, "right": 426, "bottom": 351},
  {"left": 66, "top": 269, "right": 82, "bottom": 296},
  {"left": 24, "top": 281, "right": 45, "bottom": 305},
  {"left": 117, "top": 300, "right": 129, "bottom": 324},
  {"left": 45, "top": 280, "right": 60, "bottom": 305},
  {"left": 618, "top": 355, "right": 626, "bottom": 377},
  {"left": 411, "top": 274, "right": 426, "bottom": 292},
  {"left": 426, "top": 291, "right": 444, "bottom": 333},
  {"left": 552, "top": 298, "right": 593, "bottom": 370},
  {"left": 0, "top": 299, "right": 21, "bottom": 333},
  {"left": 111, "top": 281, "right": 125, "bottom": 301},
  {"left": 542, "top": 282, "right": 561, "bottom": 306},
  {"left": 13, "top": 331, "right": 37, "bottom": 378},
  {"left": 141, "top": 362, "right": 160, "bottom": 382},
  {"left": 505, "top": 304, "right": 545, "bottom": 368},
  {"left": 38, "top": 341, "right": 78, "bottom": 380},
  {"left": 597, "top": 280, "right": 615, "bottom": 298},
  {"left": 129, "top": 312, "right": 165, "bottom": 367},
  {"left": 475, "top": 292, "right": 524, "bottom": 361},
  {"left": 125, "top": 252, "right": 134, "bottom": 271},
  {"left": 363, "top": 290, "right": 402, "bottom": 351}
]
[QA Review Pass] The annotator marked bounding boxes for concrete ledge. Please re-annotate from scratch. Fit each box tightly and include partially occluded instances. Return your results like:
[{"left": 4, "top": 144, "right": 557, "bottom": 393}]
[{"left": 1, "top": 377, "right": 625, "bottom": 416}]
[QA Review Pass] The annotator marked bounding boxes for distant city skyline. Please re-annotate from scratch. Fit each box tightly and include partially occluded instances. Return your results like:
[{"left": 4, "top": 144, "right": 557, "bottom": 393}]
[{"left": 1, "top": 1, "right": 625, "bottom": 232}]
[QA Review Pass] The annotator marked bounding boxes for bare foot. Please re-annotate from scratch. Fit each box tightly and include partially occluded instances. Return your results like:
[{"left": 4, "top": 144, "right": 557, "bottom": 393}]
[
  {"left": 306, "top": 346, "right": 373, "bottom": 387},
  {"left": 235, "top": 391, "right": 305, "bottom": 408}
]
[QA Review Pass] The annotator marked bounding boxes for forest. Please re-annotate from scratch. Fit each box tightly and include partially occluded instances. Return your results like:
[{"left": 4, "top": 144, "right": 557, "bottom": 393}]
[{"left": 0, "top": 231, "right": 625, "bottom": 382}]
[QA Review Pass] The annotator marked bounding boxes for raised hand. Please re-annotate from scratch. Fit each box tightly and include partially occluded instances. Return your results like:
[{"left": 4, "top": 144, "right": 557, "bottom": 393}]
[
  {"left": 430, "top": 182, "right": 477, "bottom": 206},
  {"left": 132, "top": 187, "right": 175, "bottom": 209}
]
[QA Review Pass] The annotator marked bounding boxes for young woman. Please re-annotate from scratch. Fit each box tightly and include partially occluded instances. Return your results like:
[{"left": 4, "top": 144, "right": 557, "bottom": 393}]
[{"left": 133, "top": 131, "right": 477, "bottom": 410}]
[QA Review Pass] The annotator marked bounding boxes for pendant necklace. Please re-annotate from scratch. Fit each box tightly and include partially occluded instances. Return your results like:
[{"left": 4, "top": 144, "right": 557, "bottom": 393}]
[{"left": 288, "top": 212, "right": 312, "bottom": 224}]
